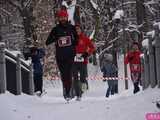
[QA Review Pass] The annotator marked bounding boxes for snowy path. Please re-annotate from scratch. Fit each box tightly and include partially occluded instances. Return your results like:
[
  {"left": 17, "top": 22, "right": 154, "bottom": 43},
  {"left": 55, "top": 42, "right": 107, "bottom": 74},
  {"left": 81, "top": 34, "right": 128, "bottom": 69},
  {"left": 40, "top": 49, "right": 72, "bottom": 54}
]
[
  {"left": 1, "top": 56, "right": 159, "bottom": 120},
  {"left": 0, "top": 80, "right": 160, "bottom": 120}
]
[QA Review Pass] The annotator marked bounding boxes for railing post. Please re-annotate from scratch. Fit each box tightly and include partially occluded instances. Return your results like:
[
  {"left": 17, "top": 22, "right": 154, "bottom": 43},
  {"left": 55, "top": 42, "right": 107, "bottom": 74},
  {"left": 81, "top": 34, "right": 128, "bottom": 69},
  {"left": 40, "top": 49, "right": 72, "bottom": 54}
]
[
  {"left": 29, "top": 60, "right": 34, "bottom": 95},
  {"left": 0, "top": 42, "right": 6, "bottom": 93},
  {"left": 144, "top": 49, "right": 150, "bottom": 89},
  {"left": 154, "top": 25, "right": 160, "bottom": 88},
  {"left": 16, "top": 53, "right": 22, "bottom": 95},
  {"left": 148, "top": 36, "right": 156, "bottom": 88},
  {"left": 140, "top": 56, "right": 145, "bottom": 90},
  {"left": 124, "top": 54, "right": 128, "bottom": 90}
]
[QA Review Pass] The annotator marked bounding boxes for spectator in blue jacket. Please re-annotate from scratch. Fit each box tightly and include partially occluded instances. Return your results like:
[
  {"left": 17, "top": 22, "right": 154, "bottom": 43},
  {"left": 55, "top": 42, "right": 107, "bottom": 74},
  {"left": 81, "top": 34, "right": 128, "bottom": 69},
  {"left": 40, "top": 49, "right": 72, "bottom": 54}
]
[
  {"left": 30, "top": 42, "right": 45, "bottom": 96},
  {"left": 101, "top": 53, "right": 118, "bottom": 98}
]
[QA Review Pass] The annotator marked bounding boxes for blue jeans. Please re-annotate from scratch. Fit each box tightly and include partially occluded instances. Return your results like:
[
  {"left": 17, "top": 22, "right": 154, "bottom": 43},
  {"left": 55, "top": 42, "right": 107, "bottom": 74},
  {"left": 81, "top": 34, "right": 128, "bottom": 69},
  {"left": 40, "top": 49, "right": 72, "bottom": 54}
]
[{"left": 106, "top": 80, "right": 115, "bottom": 97}]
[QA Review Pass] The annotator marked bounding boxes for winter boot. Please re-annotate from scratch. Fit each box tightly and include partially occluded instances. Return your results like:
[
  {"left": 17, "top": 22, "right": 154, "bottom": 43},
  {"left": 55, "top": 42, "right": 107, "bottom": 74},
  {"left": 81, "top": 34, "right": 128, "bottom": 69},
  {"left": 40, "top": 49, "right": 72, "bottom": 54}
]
[
  {"left": 133, "top": 82, "right": 140, "bottom": 94},
  {"left": 76, "top": 96, "right": 81, "bottom": 101},
  {"left": 156, "top": 102, "right": 160, "bottom": 109},
  {"left": 114, "top": 81, "right": 118, "bottom": 94}
]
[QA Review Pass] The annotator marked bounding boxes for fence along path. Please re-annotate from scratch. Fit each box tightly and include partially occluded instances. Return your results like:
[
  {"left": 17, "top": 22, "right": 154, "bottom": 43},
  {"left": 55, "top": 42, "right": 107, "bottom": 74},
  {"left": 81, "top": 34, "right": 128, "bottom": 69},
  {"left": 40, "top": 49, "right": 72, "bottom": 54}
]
[{"left": 0, "top": 42, "right": 34, "bottom": 95}]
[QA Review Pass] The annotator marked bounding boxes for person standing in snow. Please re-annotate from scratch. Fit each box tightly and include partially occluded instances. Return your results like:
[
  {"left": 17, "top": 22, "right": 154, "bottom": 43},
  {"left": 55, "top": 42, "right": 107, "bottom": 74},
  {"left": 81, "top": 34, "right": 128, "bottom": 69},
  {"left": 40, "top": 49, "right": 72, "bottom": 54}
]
[
  {"left": 124, "top": 42, "right": 142, "bottom": 94},
  {"left": 46, "top": 9, "right": 78, "bottom": 101},
  {"left": 24, "top": 41, "right": 46, "bottom": 96},
  {"left": 72, "top": 24, "right": 95, "bottom": 100},
  {"left": 101, "top": 53, "right": 118, "bottom": 98}
]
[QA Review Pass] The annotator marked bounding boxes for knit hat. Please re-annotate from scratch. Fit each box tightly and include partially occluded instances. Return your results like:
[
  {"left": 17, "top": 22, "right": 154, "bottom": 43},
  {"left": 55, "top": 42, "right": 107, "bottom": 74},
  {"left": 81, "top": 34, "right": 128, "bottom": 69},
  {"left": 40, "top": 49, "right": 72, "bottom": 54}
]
[{"left": 57, "top": 10, "right": 68, "bottom": 17}]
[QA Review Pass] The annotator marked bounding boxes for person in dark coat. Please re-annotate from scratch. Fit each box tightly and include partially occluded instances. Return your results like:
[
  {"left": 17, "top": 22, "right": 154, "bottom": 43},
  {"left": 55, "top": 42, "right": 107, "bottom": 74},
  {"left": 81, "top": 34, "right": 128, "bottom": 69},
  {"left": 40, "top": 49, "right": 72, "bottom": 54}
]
[
  {"left": 101, "top": 53, "right": 118, "bottom": 98},
  {"left": 124, "top": 42, "right": 142, "bottom": 94},
  {"left": 24, "top": 41, "right": 45, "bottom": 96},
  {"left": 46, "top": 9, "right": 78, "bottom": 101},
  {"left": 32, "top": 48, "right": 45, "bottom": 95}
]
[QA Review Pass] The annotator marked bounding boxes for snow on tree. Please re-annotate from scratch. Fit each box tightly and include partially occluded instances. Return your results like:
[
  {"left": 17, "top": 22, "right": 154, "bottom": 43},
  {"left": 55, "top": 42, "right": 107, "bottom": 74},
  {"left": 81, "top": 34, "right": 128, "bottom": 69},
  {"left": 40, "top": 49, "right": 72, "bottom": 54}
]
[
  {"left": 62, "top": 0, "right": 77, "bottom": 25},
  {"left": 142, "top": 38, "right": 149, "bottom": 49},
  {"left": 113, "top": 10, "right": 124, "bottom": 20},
  {"left": 1, "top": 0, "right": 160, "bottom": 78}
]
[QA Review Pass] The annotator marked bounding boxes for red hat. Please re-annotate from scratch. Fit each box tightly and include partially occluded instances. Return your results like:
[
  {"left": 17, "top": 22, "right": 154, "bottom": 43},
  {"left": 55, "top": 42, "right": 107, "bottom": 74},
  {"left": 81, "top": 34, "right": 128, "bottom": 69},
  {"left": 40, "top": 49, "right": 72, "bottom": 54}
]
[{"left": 57, "top": 10, "right": 68, "bottom": 17}]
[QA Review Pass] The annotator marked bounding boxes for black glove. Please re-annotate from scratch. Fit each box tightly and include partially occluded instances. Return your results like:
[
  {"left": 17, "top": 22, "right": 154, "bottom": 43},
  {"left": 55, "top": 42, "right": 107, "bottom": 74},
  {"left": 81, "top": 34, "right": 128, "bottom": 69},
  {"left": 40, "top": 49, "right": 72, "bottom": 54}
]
[{"left": 81, "top": 52, "right": 89, "bottom": 59}]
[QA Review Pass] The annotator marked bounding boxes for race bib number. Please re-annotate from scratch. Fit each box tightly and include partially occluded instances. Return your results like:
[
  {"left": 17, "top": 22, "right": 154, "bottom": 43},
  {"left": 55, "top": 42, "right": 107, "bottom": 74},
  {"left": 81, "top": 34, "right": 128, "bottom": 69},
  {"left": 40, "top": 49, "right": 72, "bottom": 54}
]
[
  {"left": 130, "top": 64, "right": 141, "bottom": 72},
  {"left": 74, "top": 54, "right": 84, "bottom": 62},
  {"left": 58, "top": 36, "right": 72, "bottom": 47}
]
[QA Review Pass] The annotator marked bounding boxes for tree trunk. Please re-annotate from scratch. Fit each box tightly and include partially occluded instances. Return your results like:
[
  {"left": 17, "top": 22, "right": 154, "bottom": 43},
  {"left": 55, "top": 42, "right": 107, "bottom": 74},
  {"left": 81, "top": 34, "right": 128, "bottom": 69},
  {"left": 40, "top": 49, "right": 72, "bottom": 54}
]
[
  {"left": 155, "top": 27, "right": 160, "bottom": 88},
  {"left": 148, "top": 36, "right": 156, "bottom": 88},
  {"left": 144, "top": 50, "right": 150, "bottom": 89}
]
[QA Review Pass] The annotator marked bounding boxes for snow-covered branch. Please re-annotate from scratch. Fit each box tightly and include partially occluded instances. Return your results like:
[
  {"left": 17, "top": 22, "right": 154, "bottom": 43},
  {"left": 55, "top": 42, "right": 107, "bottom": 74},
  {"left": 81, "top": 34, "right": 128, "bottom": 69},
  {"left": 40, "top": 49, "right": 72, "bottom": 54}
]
[
  {"left": 142, "top": 38, "right": 149, "bottom": 49},
  {"left": 62, "top": 0, "right": 77, "bottom": 8},
  {"left": 113, "top": 10, "right": 124, "bottom": 20},
  {"left": 90, "top": 0, "right": 98, "bottom": 10},
  {"left": 75, "top": 4, "right": 94, "bottom": 16},
  {"left": 24, "top": 0, "right": 32, "bottom": 8},
  {"left": 99, "top": 44, "right": 113, "bottom": 56},
  {"left": 105, "top": 26, "right": 114, "bottom": 41},
  {"left": 144, "top": 4, "right": 157, "bottom": 15},
  {"left": 144, "top": 0, "right": 159, "bottom": 15},
  {"left": 144, "top": 0, "right": 158, "bottom": 5},
  {"left": 90, "top": 0, "right": 100, "bottom": 14},
  {"left": 122, "top": 1, "right": 136, "bottom": 6},
  {"left": 0, "top": 8, "right": 13, "bottom": 16},
  {"left": 153, "top": 22, "right": 160, "bottom": 30},
  {"left": 6, "top": 0, "right": 22, "bottom": 11},
  {"left": 108, "top": 37, "right": 120, "bottom": 44},
  {"left": 89, "top": 28, "right": 95, "bottom": 39},
  {"left": 120, "top": 23, "right": 143, "bottom": 34},
  {"left": 63, "top": 0, "right": 77, "bottom": 25},
  {"left": 116, "top": 1, "right": 136, "bottom": 10},
  {"left": 95, "top": 41, "right": 105, "bottom": 47},
  {"left": 12, "top": 23, "right": 24, "bottom": 29},
  {"left": 146, "top": 30, "right": 155, "bottom": 38}
]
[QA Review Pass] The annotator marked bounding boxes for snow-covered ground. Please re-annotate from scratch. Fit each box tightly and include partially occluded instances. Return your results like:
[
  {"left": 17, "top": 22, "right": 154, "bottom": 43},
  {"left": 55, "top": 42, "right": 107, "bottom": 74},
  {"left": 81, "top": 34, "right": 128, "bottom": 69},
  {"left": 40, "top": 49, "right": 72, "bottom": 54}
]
[
  {"left": 0, "top": 81, "right": 160, "bottom": 120},
  {"left": 0, "top": 55, "right": 160, "bottom": 120}
]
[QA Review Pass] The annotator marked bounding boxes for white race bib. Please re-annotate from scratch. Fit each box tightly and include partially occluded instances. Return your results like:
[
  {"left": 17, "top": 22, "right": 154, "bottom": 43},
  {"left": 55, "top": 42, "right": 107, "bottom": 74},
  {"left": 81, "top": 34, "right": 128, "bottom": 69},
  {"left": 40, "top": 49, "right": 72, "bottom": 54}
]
[
  {"left": 74, "top": 54, "right": 84, "bottom": 62},
  {"left": 58, "top": 36, "right": 72, "bottom": 47}
]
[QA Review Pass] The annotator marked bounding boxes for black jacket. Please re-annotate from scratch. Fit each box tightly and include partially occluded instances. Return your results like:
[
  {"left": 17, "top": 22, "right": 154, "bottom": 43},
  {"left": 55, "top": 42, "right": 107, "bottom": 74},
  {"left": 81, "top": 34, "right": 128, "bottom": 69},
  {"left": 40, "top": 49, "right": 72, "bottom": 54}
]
[{"left": 46, "top": 23, "right": 78, "bottom": 60}]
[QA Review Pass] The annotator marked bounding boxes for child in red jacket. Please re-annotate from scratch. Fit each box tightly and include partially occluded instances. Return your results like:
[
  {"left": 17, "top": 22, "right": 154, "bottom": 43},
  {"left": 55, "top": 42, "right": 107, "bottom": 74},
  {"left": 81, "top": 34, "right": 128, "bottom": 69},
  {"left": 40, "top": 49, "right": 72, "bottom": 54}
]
[
  {"left": 72, "top": 24, "right": 95, "bottom": 100},
  {"left": 124, "top": 42, "right": 142, "bottom": 94}
]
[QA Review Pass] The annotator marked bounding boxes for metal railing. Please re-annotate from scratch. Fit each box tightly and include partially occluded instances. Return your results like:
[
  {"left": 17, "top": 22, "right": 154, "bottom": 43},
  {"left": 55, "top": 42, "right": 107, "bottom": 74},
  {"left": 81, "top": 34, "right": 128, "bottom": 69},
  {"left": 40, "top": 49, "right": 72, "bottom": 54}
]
[
  {"left": 141, "top": 24, "right": 160, "bottom": 89},
  {"left": 0, "top": 42, "right": 34, "bottom": 95}
]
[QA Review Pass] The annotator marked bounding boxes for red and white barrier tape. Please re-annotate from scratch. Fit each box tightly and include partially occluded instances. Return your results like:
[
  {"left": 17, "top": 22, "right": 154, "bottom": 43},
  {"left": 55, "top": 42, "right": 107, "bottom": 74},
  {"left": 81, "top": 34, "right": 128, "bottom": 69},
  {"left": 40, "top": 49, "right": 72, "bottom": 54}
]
[{"left": 45, "top": 75, "right": 130, "bottom": 81}]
